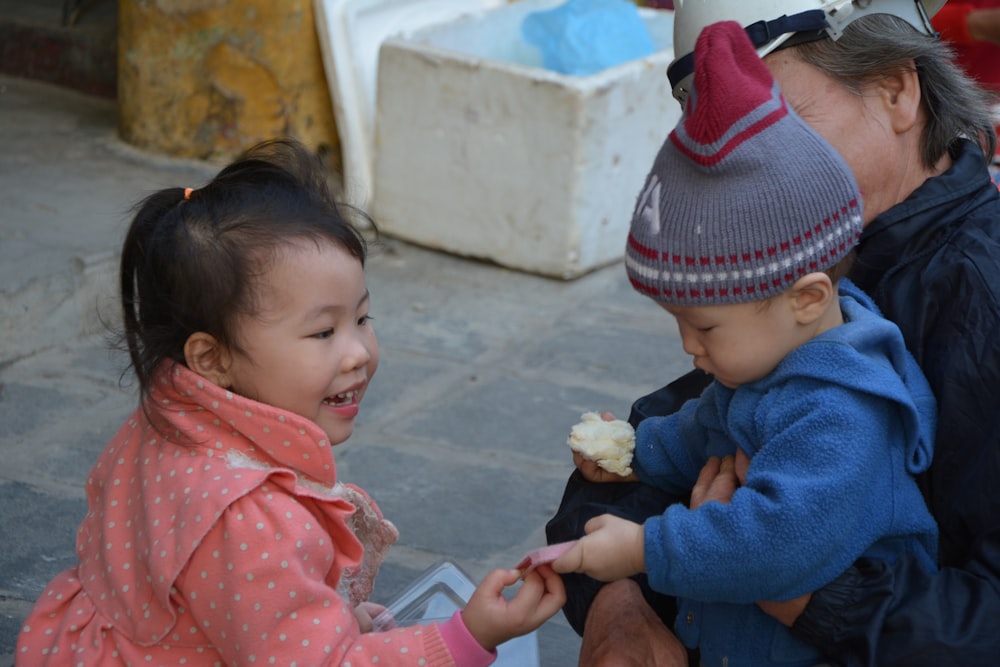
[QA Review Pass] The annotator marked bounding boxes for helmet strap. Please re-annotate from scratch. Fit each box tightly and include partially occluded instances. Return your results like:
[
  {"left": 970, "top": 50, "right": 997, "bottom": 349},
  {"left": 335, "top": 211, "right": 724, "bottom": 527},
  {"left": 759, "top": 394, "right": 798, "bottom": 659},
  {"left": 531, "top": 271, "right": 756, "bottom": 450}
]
[{"left": 667, "top": 10, "right": 828, "bottom": 96}]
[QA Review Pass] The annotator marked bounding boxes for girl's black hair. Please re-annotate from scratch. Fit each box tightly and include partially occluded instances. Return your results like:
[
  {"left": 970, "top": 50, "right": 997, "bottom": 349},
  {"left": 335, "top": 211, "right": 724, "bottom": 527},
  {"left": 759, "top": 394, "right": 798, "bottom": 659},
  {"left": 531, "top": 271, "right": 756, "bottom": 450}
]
[{"left": 119, "top": 138, "right": 374, "bottom": 399}]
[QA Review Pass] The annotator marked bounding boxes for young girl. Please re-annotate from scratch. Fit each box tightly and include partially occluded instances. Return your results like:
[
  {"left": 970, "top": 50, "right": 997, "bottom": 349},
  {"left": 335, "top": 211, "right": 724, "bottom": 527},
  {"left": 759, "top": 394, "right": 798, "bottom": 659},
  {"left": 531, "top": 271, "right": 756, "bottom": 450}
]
[{"left": 16, "top": 139, "right": 565, "bottom": 666}]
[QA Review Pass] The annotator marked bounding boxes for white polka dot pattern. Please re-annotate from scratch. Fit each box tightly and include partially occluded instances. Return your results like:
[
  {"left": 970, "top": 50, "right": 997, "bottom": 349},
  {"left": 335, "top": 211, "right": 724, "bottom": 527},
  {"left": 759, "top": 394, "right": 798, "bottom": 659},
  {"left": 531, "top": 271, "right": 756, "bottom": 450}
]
[{"left": 15, "top": 363, "right": 456, "bottom": 666}]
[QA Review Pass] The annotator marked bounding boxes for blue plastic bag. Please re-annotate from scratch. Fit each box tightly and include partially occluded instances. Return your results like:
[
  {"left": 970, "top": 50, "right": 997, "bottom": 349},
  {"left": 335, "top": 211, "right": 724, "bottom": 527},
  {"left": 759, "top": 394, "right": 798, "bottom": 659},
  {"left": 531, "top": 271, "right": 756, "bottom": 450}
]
[{"left": 522, "top": 0, "right": 656, "bottom": 76}]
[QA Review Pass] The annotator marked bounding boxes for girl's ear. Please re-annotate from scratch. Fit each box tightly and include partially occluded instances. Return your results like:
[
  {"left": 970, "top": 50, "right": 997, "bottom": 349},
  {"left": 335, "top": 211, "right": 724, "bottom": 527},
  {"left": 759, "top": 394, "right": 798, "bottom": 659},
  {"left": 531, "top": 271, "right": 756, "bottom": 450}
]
[
  {"left": 789, "top": 273, "right": 835, "bottom": 325},
  {"left": 183, "top": 332, "right": 233, "bottom": 388}
]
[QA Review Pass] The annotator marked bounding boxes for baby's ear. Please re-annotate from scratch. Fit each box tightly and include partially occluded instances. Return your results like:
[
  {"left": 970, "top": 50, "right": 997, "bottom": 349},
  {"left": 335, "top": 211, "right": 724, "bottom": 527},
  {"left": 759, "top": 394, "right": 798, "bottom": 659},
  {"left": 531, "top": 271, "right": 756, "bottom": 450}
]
[
  {"left": 789, "top": 273, "right": 835, "bottom": 325},
  {"left": 183, "top": 332, "right": 232, "bottom": 387}
]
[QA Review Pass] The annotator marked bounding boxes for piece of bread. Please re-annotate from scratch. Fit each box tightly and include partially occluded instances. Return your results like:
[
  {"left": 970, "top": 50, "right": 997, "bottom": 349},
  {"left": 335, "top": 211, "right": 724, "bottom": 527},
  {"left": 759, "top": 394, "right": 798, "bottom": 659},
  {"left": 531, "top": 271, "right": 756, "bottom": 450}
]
[{"left": 567, "top": 411, "right": 635, "bottom": 476}]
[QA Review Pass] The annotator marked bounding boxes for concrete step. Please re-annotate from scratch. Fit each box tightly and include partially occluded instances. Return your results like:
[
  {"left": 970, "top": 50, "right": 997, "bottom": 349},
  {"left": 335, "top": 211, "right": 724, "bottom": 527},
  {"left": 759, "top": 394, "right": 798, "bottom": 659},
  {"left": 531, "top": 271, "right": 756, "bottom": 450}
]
[{"left": 0, "top": 75, "right": 217, "bottom": 366}]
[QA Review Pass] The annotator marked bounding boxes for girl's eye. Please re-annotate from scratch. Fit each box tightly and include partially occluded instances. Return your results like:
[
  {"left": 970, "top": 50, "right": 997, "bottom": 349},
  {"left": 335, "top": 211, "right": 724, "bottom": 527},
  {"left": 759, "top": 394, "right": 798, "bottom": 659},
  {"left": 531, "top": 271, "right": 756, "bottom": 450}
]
[
  {"left": 359, "top": 314, "right": 375, "bottom": 327},
  {"left": 313, "top": 329, "right": 334, "bottom": 340},
  {"left": 697, "top": 326, "right": 714, "bottom": 333}
]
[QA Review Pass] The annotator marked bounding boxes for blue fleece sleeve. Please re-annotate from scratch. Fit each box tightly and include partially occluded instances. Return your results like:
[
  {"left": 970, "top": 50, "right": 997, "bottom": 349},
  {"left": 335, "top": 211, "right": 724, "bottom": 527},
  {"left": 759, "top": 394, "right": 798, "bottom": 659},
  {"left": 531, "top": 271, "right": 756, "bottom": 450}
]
[
  {"left": 643, "top": 380, "right": 913, "bottom": 604},
  {"left": 633, "top": 384, "right": 734, "bottom": 496}
]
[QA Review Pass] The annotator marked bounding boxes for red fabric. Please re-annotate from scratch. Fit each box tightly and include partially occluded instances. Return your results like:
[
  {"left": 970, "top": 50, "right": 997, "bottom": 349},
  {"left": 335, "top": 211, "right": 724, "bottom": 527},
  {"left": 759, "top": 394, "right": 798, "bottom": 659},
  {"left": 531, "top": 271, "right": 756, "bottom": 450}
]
[
  {"left": 932, "top": 1, "right": 1000, "bottom": 92},
  {"left": 673, "top": 21, "right": 786, "bottom": 163},
  {"left": 934, "top": 4, "right": 976, "bottom": 44}
]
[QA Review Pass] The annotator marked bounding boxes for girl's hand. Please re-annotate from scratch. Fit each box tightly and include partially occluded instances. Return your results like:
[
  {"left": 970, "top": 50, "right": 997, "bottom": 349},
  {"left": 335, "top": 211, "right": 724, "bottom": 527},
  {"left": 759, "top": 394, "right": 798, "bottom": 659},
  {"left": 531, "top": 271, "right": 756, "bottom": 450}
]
[
  {"left": 551, "top": 514, "right": 645, "bottom": 581},
  {"left": 461, "top": 565, "right": 566, "bottom": 651},
  {"left": 352, "top": 601, "right": 389, "bottom": 633}
]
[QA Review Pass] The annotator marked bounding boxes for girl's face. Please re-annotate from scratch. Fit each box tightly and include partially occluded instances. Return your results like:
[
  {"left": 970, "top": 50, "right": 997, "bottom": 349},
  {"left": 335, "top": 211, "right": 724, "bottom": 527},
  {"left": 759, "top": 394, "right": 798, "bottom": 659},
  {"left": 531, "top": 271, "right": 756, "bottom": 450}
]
[
  {"left": 662, "top": 296, "right": 802, "bottom": 389},
  {"left": 225, "top": 239, "right": 379, "bottom": 446}
]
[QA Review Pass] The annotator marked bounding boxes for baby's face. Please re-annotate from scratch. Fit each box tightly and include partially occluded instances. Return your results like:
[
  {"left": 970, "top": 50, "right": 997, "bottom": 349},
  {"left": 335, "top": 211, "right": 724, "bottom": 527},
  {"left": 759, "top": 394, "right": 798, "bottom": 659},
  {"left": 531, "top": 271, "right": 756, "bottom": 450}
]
[
  {"left": 661, "top": 296, "right": 801, "bottom": 389},
  {"left": 225, "top": 238, "right": 379, "bottom": 445}
]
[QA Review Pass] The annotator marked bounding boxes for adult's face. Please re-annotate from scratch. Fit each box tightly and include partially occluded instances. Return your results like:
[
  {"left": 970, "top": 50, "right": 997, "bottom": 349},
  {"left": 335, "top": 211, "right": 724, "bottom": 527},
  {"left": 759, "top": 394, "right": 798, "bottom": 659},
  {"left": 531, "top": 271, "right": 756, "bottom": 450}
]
[{"left": 762, "top": 48, "right": 926, "bottom": 225}]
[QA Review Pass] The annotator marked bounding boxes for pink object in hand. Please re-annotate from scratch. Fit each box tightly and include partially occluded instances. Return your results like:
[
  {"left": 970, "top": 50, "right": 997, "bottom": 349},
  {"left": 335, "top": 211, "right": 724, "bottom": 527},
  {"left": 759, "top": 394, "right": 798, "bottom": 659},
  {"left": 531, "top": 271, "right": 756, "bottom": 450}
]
[{"left": 515, "top": 540, "right": 578, "bottom": 576}]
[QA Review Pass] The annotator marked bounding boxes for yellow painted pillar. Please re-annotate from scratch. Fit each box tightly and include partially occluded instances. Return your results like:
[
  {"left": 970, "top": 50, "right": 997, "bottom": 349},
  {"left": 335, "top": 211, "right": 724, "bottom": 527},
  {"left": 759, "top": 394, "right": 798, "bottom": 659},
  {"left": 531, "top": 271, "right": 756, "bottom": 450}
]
[{"left": 118, "top": 0, "right": 340, "bottom": 165}]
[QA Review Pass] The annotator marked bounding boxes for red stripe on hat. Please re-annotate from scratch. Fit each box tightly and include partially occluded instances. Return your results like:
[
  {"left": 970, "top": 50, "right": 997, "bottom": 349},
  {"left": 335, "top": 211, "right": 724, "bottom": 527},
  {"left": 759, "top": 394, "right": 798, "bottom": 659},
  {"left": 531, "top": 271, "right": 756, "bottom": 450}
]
[
  {"left": 628, "top": 276, "right": 661, "bottom": 297},
  {"left": 670, "top": 104, "right": 788, "bottom": 168},
  {"left": 627, "top": 233, "right": 661, "bottom": 261}
]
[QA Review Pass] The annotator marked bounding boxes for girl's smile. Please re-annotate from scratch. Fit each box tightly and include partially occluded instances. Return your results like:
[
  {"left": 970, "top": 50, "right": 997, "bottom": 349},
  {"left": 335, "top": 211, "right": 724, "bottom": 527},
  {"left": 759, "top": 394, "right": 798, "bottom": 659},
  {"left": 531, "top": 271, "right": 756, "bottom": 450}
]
[{"left": 222, "top": 238, "right": 379, "bottom": 445}]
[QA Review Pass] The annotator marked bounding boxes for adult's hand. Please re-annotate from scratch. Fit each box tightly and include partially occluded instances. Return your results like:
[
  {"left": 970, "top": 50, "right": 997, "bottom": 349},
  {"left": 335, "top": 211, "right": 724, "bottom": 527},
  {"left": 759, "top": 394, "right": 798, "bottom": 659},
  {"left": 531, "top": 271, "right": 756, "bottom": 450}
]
[
  {"left": 689, "top": 453, "right": 812, "bottom": 627},
  {"left": 757, "top": 594, "right": 812, "bottom": 628},
  {"left": 689, "top": 451, "right": 749, "bottom": 509},
  {"left": 578, "top": 579, "right": 688, "bottom": 667}
]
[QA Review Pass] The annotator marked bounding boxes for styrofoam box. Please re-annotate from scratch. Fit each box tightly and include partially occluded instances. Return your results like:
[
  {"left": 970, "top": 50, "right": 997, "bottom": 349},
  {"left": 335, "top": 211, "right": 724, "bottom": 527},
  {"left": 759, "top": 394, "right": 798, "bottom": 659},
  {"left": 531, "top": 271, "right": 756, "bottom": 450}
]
[{"left": 372, "top": 1, "right": 680, "bottom": 279}]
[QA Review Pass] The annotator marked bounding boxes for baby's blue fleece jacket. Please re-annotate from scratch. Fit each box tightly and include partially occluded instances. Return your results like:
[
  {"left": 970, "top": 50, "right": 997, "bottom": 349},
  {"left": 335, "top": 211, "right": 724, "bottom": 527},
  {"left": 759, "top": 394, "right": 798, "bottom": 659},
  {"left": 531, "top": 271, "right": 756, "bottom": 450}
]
[{"left": 633, "top": 280, "right": 938, "bottom": 667}]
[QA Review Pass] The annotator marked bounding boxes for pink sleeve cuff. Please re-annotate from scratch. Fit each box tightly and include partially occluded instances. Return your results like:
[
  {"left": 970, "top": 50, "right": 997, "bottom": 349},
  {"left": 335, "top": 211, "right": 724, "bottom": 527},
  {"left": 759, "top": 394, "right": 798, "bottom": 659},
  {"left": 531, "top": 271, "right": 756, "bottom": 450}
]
[{"left": 438, "top": 610, "right": 497, "bottom": 667}]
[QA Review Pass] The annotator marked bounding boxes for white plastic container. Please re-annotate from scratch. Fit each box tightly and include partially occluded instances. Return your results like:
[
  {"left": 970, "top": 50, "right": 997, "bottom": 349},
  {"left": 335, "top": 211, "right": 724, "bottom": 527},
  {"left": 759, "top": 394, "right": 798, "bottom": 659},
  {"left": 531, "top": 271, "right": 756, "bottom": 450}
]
[
  {"left": 372, "top": 1, "right": 680, "bottom": 279},
  {"left": 372, "top": 560, "right": 539, "bottom": 666}
]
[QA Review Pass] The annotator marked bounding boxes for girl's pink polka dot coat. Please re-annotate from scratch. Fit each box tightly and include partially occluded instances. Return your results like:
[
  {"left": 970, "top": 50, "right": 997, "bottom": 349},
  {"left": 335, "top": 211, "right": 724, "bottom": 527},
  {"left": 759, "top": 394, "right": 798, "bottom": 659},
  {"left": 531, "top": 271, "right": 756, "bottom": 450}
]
[{"left": 16, "top": 363, "right": 459, "bottom": 666}]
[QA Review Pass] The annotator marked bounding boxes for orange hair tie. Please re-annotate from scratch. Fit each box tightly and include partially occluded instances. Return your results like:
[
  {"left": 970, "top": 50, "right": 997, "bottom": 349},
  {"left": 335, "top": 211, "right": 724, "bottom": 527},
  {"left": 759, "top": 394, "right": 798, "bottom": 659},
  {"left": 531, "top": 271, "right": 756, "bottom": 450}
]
[{"left": 184, "top": 187, "right": 194, "bottom": 200}]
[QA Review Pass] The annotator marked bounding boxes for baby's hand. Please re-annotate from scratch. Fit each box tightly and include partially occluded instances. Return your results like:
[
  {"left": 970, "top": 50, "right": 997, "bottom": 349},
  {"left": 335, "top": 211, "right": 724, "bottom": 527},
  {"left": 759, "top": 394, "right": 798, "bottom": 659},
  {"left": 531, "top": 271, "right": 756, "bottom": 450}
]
[
  {"left": 461, "top": 566, "right": 566, "bottom": 651},
  {"left": 573, "top": 450, "right": 640, "bottom": 483},
  {"left": 551, "top": 514, "right": 645, "bottom": 581},
  {"left": 567, "top": 411, "right": 637, "bottom": 481}
]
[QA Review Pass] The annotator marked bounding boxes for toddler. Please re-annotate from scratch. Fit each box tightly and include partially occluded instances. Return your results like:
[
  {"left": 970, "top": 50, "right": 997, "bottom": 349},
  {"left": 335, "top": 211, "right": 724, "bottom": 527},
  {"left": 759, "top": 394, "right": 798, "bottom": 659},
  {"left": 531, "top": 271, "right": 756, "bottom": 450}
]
[
  {"left": 552, "top": 21, "right": 938, "bottom": 667},
  {"left": 16, "top": 139, "right": 564, "bottom": 666}
]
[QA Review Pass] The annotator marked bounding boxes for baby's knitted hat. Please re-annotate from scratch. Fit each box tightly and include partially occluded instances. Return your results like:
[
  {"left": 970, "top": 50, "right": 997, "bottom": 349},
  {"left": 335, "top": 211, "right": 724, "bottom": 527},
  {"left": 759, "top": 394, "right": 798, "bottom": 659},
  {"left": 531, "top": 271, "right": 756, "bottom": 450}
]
[{"left": 626, "top": 20, "right": 862, "bottom": 306}]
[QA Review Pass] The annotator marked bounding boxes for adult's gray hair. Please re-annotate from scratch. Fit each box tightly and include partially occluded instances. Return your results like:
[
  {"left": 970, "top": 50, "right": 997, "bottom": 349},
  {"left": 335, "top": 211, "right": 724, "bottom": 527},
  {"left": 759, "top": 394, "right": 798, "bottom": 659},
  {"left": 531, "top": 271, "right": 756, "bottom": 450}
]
[{"left": 793, "top": 13, "right": 997, "bottom": 168}]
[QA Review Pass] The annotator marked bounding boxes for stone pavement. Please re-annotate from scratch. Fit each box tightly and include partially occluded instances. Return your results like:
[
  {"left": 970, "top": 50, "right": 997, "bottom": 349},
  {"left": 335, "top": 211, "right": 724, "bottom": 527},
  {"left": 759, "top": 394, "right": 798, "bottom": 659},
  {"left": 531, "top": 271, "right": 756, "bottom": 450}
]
[{"left": 0, "top": 74, "right": 691, "bottom": 666}]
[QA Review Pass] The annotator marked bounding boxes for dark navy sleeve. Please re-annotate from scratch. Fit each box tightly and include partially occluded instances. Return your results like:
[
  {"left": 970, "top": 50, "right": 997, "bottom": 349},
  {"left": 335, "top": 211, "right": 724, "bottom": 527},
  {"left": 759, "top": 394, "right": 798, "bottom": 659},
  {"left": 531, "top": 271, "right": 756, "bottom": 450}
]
[{"left": 792, "top": 534, "right": 1000, "bottom": 666}]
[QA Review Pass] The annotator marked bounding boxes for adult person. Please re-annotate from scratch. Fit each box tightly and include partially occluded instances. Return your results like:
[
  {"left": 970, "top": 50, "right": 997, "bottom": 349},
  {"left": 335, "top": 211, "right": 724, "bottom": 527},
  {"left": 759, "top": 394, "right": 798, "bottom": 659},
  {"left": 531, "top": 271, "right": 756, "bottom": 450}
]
[{"left": 545, "top": 0, "right": 1000, "bottom": 665}]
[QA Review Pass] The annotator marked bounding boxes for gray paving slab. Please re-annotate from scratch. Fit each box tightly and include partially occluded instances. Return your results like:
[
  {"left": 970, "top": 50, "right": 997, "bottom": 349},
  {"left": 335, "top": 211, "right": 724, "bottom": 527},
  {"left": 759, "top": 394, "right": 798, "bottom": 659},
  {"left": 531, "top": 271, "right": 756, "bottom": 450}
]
[
  {"left": 0, "top": 76, "right": 220, "bottom": 365},
  {"left": 0, "top": 74, "right": 690, "bottom": 667}
]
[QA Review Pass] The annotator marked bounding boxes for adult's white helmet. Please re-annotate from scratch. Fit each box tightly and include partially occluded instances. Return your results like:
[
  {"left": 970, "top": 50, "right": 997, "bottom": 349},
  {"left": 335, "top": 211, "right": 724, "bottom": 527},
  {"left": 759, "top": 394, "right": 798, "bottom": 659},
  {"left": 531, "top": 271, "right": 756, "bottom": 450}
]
[{"left": 668, "top": 0, "right": 947, "bottom": 104}]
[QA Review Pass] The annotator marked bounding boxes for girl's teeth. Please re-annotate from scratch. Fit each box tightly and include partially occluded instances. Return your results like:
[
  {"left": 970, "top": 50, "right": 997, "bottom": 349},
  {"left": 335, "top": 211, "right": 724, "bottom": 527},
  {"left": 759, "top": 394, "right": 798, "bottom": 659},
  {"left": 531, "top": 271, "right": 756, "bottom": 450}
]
[{"left": 325, "top": 391, "right": 356, "bottom": 406}]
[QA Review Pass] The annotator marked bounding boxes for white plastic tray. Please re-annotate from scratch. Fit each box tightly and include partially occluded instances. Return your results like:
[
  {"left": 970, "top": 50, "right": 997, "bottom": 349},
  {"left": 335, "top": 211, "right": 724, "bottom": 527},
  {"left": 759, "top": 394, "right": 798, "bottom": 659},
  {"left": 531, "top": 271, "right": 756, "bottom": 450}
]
[{"left": 371, "top": 560, "right": 540, "bottom": 666}]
